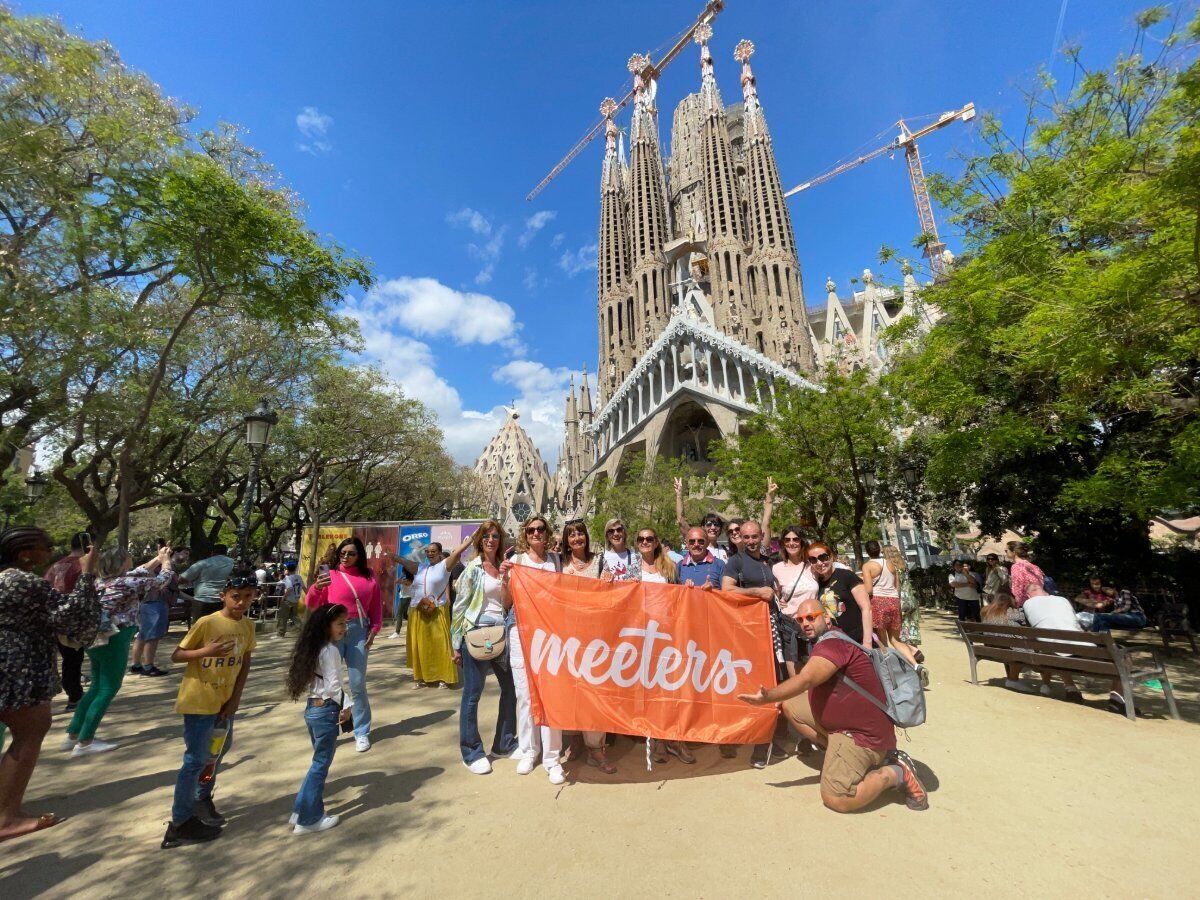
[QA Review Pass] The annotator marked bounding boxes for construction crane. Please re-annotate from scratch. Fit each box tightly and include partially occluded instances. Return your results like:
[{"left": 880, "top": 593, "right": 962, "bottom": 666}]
[
  {"left": 784, "top": 103, "right": 976, "bottom": 276},
  {"left": 525, "top": 0, "right": 725, "bottom": 202}
]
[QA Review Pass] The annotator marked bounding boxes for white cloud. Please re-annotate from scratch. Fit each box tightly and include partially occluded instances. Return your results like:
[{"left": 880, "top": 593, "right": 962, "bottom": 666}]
[
  {"left": 518, "top": 210, "right": 558, "bottom": 248},
  {"left": 363, "top": 277, "right": 522, "bottom": 352},
  {"left": 344, "top": 290, "right": 570, "bottom": 466},
  {"left": 559, "top": 242, "right": 597, "bottom": 277},
  {"left": 550, "top": 233, "right": 565, "bottom": 249},
  {"left": 447, "top": 208, "right": 506, "bottom": 285},
  {"left": 523, "top": 267, "right": 539, "bottom": 291},
  {"left": 296, "top": 106, "right": 333, "bottom": 155}
]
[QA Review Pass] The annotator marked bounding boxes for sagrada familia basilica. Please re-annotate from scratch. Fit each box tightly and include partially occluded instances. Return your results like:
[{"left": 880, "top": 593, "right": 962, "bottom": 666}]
[{"left": 473, "top": 24, "right": 936, "bottom": 533}]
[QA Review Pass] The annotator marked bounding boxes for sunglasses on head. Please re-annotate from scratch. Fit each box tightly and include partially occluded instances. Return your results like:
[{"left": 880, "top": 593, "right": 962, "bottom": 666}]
[
  {"left": 225, "top": 576, "right": 258, "bottom": 589},
  {"left": 807, "top": 552, "right": 832, "bottom": 563}
]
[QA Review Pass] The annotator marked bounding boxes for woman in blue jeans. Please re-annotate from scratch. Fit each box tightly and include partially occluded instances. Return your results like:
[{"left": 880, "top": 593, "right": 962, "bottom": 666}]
[
  {"left": 285, "top": 604, "right": 350, "bottom": 834},
  {"left": 450, "top": 521, "right": 517, "bottom": 775}
]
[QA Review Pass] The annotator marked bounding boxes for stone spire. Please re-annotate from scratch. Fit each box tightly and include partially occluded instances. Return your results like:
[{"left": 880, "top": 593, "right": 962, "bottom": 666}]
[
  {"left": 597, "top": 98, "right": 634, "bottom": 406},
  {"left": 627, "top": 53, "right": 673, "bottom": 358},
  {"left": 735, "top": 38, "right": 814, "bottom": 371},
  {"left": 472, "top": 406, "right": 551, "bottom": 533},
  {"left": 697, "top": 24, "right": 749, "bottom": 343}
]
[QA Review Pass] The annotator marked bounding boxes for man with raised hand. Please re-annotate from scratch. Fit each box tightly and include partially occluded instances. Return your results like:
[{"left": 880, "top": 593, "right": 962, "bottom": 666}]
[{"left": 739, "top": 597, "right": 928, "bottom": 813}]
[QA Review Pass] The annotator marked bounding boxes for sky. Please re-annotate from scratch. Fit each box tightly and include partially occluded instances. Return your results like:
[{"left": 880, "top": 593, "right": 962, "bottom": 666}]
[{"left": 17, "top": 0, "right": 1160, "bottom": 467}]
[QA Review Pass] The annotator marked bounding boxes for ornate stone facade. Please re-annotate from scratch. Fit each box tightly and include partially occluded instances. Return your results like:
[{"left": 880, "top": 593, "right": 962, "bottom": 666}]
[{"left": 472, "top": 408, "right": 551, "bottom": 535}]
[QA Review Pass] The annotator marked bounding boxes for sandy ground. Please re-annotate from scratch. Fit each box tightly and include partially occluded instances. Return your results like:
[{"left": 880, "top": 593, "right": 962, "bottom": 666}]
[{"left": 1, "top": 611, "right": 1198, "bottom": 899}]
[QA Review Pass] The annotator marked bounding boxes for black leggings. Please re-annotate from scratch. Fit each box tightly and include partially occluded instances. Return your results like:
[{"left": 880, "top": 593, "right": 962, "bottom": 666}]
[
  {"left": 57, "top": 640, "right": 85, "bottom": 703},
  {"left": 957, "top": 599, "right": 981, "bottom": 622}
]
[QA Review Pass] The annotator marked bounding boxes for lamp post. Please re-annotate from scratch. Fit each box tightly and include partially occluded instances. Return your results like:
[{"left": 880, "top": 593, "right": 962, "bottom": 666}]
[
  {"left": 234, "top": 400, "right": 278, "bottom": 566},
  {"left": 862, "top": 469, "right": 889, "bottom": 546},
  {"left": 901, "top": 463, "right": 930, "bottom": 569},
  {"left": 2, "top": 470, "right": 47, "bottom": 529},
  {"left": 294, "top": 500, "right": 309, "bottom": 560}
]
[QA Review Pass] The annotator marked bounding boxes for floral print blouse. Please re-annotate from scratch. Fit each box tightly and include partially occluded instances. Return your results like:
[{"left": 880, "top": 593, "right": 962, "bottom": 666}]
[
  {"left": 0, "top": 568, "right": 100, "bottom": 709},
  {"left": 98, "top": 567, "right": 174, "bottom": 633},
  {"left": 1009, "top": 558, "right": 1046, "bottom": 608}
]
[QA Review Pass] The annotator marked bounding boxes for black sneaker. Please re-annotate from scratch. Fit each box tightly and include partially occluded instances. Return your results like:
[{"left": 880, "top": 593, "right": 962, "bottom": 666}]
[
  {"left": 143, "top": 665, "right": 169, "bottom": 677},
  {"left": 889, "top": 749, "right": 930, "bottom": 811},
  {"left": 129, "top": 663, "right": 144, "bottom": 675},
  {"left": 719, "top": 744, "right": 738, "bottom": 759},
  {"left": 750, "top": 743, "right": 773, "bottom": 769},
  {"left": 161, "top": 816, "right": 222, "bottom": 848},
  {"left": 195, "top": 796, "right": 227, "bottom": 827}
]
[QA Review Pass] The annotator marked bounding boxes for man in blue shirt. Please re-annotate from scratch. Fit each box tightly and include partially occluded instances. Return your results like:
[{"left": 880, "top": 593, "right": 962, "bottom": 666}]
[
  {"left": 678, "top": 527, "right": 725, "bottom": 589},
  {"left": 179, "top": 544, "right": 236, "bottom": 625}
]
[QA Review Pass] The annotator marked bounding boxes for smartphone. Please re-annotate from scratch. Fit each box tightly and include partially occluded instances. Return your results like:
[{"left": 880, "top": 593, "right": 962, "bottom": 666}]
[{"left": 318, "top": 563, "right": 330, "bottom": 577}]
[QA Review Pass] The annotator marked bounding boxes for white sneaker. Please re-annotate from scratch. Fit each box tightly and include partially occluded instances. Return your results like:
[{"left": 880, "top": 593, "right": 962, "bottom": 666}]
[
  {"left": 547, "top": 765, "right": 565, "bottom": 785},
  {"left": 509, "top": 748, "right": 524, "bottom": 760},
  {"left": 465, "top": 757, "right": 493, "bottom": 775},
  {"left": 387, "top": 632, "right": 402, "bottom": 640},
  {"left": 516, "top": 757, "right": 536, "bottom": 776},
  {"left": 60, "top": 736, "right": 77, "bottom": 752},
  {"left": 355, "top": 735, "right": 371, "bottom": 753},
  {"left": 293, "top": 814, "right": 340, "bottom": 834},
  {"left": 71, "top": 738, "right": 118, "bottom": 757},
  {"left": 289, "top": 813, "right": 299, "bottom": 826}
]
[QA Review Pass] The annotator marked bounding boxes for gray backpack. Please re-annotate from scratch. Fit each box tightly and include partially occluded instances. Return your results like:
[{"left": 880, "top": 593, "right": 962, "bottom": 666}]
[{"left": 816, "top": 630, "right": 926, "bottom": 729}]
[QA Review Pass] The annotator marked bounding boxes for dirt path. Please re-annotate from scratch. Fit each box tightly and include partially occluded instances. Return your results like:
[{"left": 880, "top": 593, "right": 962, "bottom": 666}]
[{"left": 2, "top": 612, "right": 1197, "bottom": 898}]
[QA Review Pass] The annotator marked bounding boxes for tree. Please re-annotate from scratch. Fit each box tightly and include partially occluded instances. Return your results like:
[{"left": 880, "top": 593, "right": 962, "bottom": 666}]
[
  {"left": 710, "top": 365, "right": 902, "bottom": 564},
  {"left": 588, "top": 453, "right": 719, "bottom": 544},
  {"left": 887, "top": 8, "right": 1200, "bottom": 576}
]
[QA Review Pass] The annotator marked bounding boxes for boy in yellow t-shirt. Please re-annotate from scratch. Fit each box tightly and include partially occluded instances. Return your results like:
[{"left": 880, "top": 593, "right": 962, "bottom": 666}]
[{"left": 161, "top": 571, "right": 258, "bottom": 849}]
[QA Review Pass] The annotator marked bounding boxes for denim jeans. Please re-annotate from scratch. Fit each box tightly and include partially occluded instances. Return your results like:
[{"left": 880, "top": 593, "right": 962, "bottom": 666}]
[
  {"left": 336, "top": 618, "right": 371, "bottom": 738},
  {"left": 1091, "top": 611, "right": 1148, "bottom": 632},
  {"left": 171, "top": 713, "right": 233, "bottom": 824},
  {"left": 458, "top": 634, "right": 517, "bottom": 764},
  {"left": 293, "top": 700, "right": 340, "bottom": 826}
]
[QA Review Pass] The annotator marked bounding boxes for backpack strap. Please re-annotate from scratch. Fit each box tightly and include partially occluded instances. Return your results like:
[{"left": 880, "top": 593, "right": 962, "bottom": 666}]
[{"left": 815, "top": 630, "right": 890, "bottom": 717}]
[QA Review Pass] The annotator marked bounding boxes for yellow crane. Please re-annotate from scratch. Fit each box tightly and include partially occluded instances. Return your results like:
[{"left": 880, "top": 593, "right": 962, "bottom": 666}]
[
  {"left": 525, "top": 0, "right": 725, "bottom": 202},
  {"left": 785, "top": 103, "right": 976, "bottom": 276}
]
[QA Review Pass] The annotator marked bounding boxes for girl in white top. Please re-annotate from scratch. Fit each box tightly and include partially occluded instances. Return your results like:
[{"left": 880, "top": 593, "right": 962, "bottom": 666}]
[
  {"left": 500, "top": 515, "right": 566, "bottom": 785},
  {"left": 285, "top": 605, "right": 351, "bottom": 835}
]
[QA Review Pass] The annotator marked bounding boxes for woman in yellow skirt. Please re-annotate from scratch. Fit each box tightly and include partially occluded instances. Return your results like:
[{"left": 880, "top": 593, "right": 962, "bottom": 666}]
[{"left": 398, "top": 537, "right": 471, "bottom": 688}]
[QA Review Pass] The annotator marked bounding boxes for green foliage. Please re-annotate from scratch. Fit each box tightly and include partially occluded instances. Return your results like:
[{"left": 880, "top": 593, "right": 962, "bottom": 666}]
[
  {"left": 886, "top": 9, "right": 1200, "bottom": 573},
  {"left": 710, "top": 365, "right": 902, "bottom": 561}
]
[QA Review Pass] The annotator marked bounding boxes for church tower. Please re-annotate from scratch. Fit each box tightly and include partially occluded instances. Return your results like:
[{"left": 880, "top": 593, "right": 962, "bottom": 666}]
[
  {"left": 735, "top": 39, "right": 814, "bottom": 370},
  {"left": 596, "top": 99, "right": 633, "bottom": 406},
  {"left": 627, "top": 54, "right": 673, "bottom": 367},
  {"left": 695, "top": 24, "right": 751, "bottom": 342}
]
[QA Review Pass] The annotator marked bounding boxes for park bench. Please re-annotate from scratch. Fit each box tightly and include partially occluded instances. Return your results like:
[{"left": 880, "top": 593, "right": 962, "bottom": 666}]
[{"left": 956, "top": 621, "right": 1180, "bottom": 722}]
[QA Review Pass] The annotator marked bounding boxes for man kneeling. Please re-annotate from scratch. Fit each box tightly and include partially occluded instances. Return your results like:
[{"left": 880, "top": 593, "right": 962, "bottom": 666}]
[{"left": 739, "top": 598, "right": 928, "bottom": 813}]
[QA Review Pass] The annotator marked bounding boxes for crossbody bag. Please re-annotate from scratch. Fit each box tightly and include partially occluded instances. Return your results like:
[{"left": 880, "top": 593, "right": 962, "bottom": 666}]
[{"left": 335, "top": 570, "right": 369, "bottom": 627}]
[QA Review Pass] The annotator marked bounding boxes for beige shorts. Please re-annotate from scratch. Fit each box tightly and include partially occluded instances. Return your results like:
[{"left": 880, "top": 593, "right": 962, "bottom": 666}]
[{"left": 782, "top": 694, "right": 889, "bottom": 798}]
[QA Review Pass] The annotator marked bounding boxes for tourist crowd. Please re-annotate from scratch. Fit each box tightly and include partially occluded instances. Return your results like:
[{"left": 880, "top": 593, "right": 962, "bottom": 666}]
[{"left": 0, "top": 480, "right": 934, "bottom": 847}]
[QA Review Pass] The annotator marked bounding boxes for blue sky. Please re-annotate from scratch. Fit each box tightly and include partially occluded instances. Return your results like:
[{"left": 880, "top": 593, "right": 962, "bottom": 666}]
[{"left": 20, "top": 0, "right": 1155, "bottom": 464}]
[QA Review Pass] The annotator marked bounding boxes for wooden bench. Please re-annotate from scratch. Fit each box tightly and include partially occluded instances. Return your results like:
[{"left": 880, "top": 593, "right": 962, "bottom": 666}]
[{"left": 957, "top": 621, "right": 1180, "bottom": 722}]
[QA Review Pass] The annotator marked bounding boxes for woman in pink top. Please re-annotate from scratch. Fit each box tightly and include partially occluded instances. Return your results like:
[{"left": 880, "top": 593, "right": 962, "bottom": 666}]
[
  {"left": 1005, "top": 541, "right": 1045, "bottom": 609},
  {"left": 305, "top": 537, "right": 382, "bottom": 752}
]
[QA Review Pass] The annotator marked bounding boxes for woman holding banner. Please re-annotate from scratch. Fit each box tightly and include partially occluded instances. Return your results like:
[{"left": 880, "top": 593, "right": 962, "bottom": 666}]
[
  {"left": 561, "top": 519, "right": 618, "bottom": 775},
  {"left": 635, "top": 528, "right": 696, "bottom": 766},
  {"left": 501, "top": 515, "right": 566, "bottom": 785},
  {"left": 451, "top": 521, "right": 517, "bottom": 775}
]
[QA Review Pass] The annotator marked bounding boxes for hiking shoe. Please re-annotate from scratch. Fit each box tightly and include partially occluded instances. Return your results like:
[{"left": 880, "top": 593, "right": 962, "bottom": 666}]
[
  {"left": 890, "top": 750, "right": 929, "bottom": 811},
  {"left": 196, "top": 796, "right": 227, "bottom": 827},
  {"left": 162, "top": 816, "right": 222, "bottom": 848},
  {"left": 666, "top": 742, "right": 696, "bottom": 765}
]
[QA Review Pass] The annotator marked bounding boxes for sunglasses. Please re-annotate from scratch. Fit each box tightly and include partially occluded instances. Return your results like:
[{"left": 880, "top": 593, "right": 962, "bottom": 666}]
[
  {"left": 686, "top": 538, "right": 707, "bottom": 545},
  {"left": 703, "top": 521, "right": 722, "bottom": 529},
  {"left": 782, "top": 537, "right": 804, "bottom": 544},
  {"left": 807, "top": 552, "right": 832, "bottom": 563},
  {"left": 797, "top": 612, "right": 822, "bottom": 623},
  {"left": 526, "top": 525, "right": 547, "bottom": 534},
  {"left": 481, "top": 533, "right": 500, "bottom": 541},
  {"left": 636, "top": 535, "right": 657, "bottom": 544},
  {"left": 606, "top": 527, "right": 625, "bottom": 535}
]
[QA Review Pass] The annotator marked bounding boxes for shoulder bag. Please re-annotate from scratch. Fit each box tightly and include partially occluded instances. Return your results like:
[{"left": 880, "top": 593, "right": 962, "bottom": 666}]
[
  {"left": 466, "top": 563, "right": 507, "bottom": 661},
  {"left": 335, "top": 570, "right": 370, "bottom": 627}
]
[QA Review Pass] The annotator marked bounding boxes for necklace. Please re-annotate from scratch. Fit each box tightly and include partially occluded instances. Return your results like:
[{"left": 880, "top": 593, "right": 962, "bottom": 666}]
[{"left": 569, "top": 555, "right": 588, "bottom": 571}]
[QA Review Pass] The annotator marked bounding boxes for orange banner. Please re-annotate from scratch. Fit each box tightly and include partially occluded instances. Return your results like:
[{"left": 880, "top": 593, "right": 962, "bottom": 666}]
[{"left": 511, "top": 567, "right": 778, "bottom": 744}]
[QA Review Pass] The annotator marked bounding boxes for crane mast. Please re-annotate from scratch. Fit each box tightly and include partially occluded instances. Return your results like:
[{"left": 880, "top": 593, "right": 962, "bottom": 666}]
[
  {"left": 525, "top": 0, "right": 725, "bottom": 202},
  {"left": 785, "top": 102, "right": 975, "bottom": 276}
]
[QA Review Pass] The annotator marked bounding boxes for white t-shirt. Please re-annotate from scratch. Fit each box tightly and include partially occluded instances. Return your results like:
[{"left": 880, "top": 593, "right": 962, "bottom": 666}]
[
  {"left": 949, "top": 572, "right": 981, "bottom": 602},
  {"left": 416, "top": 560, "right": 451, "bottom": 607},
  {"left": 255, "top": 567, "right": 268, "bottom": 585},
  {"left": 514, "top": 552, "right": 558, "bottom": 573},
  {"left": 1023, "top": 594, "right": 1081, "bottom": 632},
  {"left": 773, "top": 561, "right": 818, "bottom": 617},
  {"left": 640, "top": 569, "right": 667, "bottom": 584},
  {"left": 481, "top": 570, "right": 505, "bottom": 619}
]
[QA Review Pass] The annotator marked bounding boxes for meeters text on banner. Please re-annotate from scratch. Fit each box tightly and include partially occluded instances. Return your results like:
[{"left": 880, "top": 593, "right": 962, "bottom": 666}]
[{"left": 510, "top": 567, "right": 778, "bottom": 745}]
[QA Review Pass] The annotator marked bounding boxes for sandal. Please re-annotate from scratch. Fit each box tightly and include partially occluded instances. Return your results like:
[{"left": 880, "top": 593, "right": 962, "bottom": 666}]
[
  {"left": 0, "top": 813, "right": 61, "bottom": 843},
  {"left": 586, "top": 749, "right": 617, "bottom": 775}
]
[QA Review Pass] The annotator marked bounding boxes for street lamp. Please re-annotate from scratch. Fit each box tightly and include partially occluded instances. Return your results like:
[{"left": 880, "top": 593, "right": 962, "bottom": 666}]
[
  {"left": 234, "top": 399, "right": 278, "bottom": 566},
  {"left": 861, "top": 469, "right": 888, "bottom": 546},
  {"left": 900, "top": 463, "right": 929, "bottom": 569}
]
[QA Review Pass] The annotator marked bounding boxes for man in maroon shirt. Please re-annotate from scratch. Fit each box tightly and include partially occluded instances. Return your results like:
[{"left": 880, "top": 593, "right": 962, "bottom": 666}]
[
  {"left": 44, "top": 532, "right": 90, "bottom": 709},
  {"left": 739, "top": 597, "right": 928, "bottom": 812}
]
